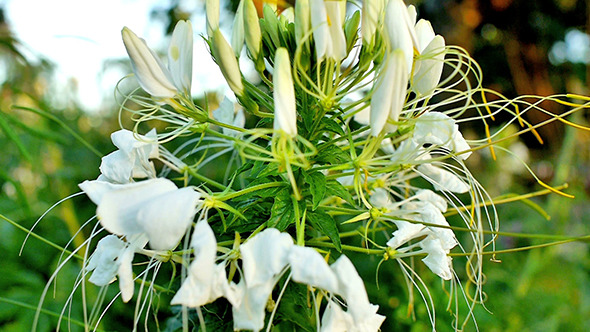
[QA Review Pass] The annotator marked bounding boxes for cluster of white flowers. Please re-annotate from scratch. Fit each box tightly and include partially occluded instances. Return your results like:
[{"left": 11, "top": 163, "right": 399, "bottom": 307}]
[{"left": 55, "top": 0, "right": 560, "bottom": 330}]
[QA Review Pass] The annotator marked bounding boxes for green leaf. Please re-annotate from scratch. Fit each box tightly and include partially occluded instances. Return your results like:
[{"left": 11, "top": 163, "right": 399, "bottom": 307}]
[
  {"left": 275, "top": 282, "right": 316, "bottom": 331},
  {"left": 267, "top": 188, "right": 297, "bottom": 231},
  {"left": 314, "top": 144, "right": 349, "bottom": 165},
  {"left": 344, "top": 10, "right": 361, "bottom": 52},
  {"left": 303, "top": 171, "right": 326, "bottom": 210},
  {"left": 320, "top": 117, "right": 345, "bottom": 137},
  {"left": 326, "top": 180, "right": 355, "bottom": 206},
  {"left": 307, "top": 211, "right": 341, "bottom": 252}
]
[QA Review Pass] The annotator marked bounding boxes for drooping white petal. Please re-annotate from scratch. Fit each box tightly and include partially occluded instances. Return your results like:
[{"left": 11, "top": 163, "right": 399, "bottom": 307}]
[
  {"left": 87, "top": 235, "right": 126, "bottom": 286},
  {"left": 117, "top": 245, "right": 136, "bottom": 302},
  {"left": 414, "top": 189, "right": 448, "bottom": 212},
  {"left": 171, "top": 221, "right": 228, "bottom": 307},
  {"left": 273, "top": 48, "right": 298, "bottom": 137},
  {"left": 79, "top": 180, "right": 124, "bottom": 205},
  {"left": 325, "top": 0, "right": 347, "bottom": 61},
  {"left": 136, "top": 187, "right": 201, "bottom": 250},
  {"left": 168, "top": 20, "right": 193, "bottom": 94},
  {"left": 320, "top": 300, "right": 353, "bottom": 332},
  {"left": 415, "top": 201, "right": 457, "bottom": 250},
  {"left": 288, "top": 246, "right": 339, "bottom": 293},
  {"left": 240, "top": 228, "right": 293, "bottom": 287},
  {"left": 386, "top": 203, "right": 426, "bottom": 249},
  {"left": 121, "top": 27, "right": 177, "bottom": 98},
  {"left": 232, "top": 279, "right": 275, "bottom": 332},
  {"left": 330, "top": 255, "right": 375, "bottom": 324},
  {"left": 111, "top": 129, "right": 159, "bottom": 159},
  {"left": 99, "top": 151, "right": 135, "bottom": 184},
  {"left": 420, "top": 236, "right": 454, "bottom": 280},
  {"left": 370, "top": 50, "right": 408, "bottom": 136}
]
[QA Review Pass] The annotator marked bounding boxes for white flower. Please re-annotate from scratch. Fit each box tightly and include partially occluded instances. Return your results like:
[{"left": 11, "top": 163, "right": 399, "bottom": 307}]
[
  {"left": 86, "top": 234, "right": 148, "bottom": 302},
  {"left": 79, "top": 178, "right": 202, "bottom": 251},
  {"left": 98, "top": 129, "right": 158, "bottom": 184},
  {"left": 122, "top": 20, "right": 193, "bottom": 98},
  {"left": 171, "top": 221, "right": 232, "bottom": 307},
  {"left": 370, "top": 50, "right": 408, "bottom": 136},
  {"left": 273, "top": 47, "right": 298, "bottom": 137},
  {"left": 417, "top": 163, "right": 470, "bottom": 193},
  {"left": 310, "top": 0, "right": 347, "bottom": 61},
  {"left": 384, "top": 0, "right": 417, "bottom": 74},
  {"left": 232, "top": 228, "right": 294, "bottom": 331},
  {"left": 413, "top": 111, "right": 472, "bottom": 159}
]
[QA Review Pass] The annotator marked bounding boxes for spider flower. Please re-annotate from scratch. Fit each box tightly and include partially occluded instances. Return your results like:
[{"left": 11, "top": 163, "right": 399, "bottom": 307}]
[
  {"left": 122, "top": 20, "right": 193, "bottom": 98},
  {"left": 384, "top": 0, "right": 417, "bottom": 73},
  {"left": 310, "top": 0, "right": 347, "bottom": 61}
]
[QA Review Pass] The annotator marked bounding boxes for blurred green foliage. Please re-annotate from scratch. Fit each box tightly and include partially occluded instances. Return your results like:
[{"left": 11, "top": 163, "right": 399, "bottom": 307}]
[{"left": 1, "top": 1, "right": 589, "bottom": 331}]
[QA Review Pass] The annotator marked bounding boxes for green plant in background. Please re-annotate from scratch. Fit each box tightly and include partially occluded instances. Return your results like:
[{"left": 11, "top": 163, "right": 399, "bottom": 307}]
[{"left": 2, "top": 0, "right": 590, "bottom": 331}]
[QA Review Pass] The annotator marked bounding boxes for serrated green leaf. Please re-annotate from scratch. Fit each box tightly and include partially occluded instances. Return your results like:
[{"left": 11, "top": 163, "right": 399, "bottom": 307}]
[
  {"left": 314, "top": 144, "right": 349, "bottom": 165},
  {"left": 303, "top": 171, "right": 326, "bottom": 210},
  {"left": 326, "top": 180, "right": 355, "bottom": 206},
  {"left": 307, "top": 211, "right": 341, "bottom": 252},
  {"left": 275, "top": 282, "right": 316, "bottom": 331},
  {"left": 320, "top": 117, "right": 345, "bottom": 136},
  {"left": 267, "top": 188, "right": 297, "bottom": 231}
]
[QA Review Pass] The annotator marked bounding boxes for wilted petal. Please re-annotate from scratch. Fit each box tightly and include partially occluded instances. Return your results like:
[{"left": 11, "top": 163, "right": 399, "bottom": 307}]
[
  {"left": 240, "top": 228, "right": 293, "bottom": 287},
  {"left": 288, "top": 246, "right": 339, "bottom": 293},
  {"left": 122, "top": 27, "right": 177, "bottom": 98},
  {"left": 273, "top": 48, "right": 298, "bottom": 137},
  {"left": 168, "top": 20, "right": 193, "bottom": 94}
]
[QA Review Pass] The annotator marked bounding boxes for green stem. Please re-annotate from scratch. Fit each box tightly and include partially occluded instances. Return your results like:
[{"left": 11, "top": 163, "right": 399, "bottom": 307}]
[
  {"left": 306, "top": 240, "right": 384, "bottom": 255},
  {"left": 217, "top": 182, "right": 285, "bottom": 201}
]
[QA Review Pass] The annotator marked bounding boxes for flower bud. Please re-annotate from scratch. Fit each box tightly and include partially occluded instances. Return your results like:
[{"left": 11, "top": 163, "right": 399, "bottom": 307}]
[
  {"left": 384, "top": 0, "right": 416, "bottom": 74},
  {"left": 231, "top": 0, "right": 245, "bottom": 57},
  {"left": 295, "top": 0, "right": 311, "bottom": 46},
  {"left": 273, "top": 48, "right": 297, "bottom": 137},
  {"left": 310, "top": 0, "right": 347, "bottom": 61},
  {"left": 210, "top": 29, "right": 245, "bottom": 97},
  {"left": 244, "top": 0, "right": 262, "bottom": 59},
  {"left": 122, "top": 27, "right": 177, "bottom": 98},
  {"left": 206, "top": 0, "right": 220, "bottom": 36}
]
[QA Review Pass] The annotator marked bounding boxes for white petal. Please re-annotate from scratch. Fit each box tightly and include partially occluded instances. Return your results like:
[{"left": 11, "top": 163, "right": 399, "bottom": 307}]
[
  {"left": 412, "top": 35, "right": 445, "bottom": 95},
  {"left": 418, "top": 163, "right": 470, "bottom": 193},
  {"left": 79, "top": 179, "right": 124, "bottom": 205},
  {"left": 99, "top": 151, "right": 135, "bottom": 184},
  {"left": 415, "top": 201, "right": 457, "bottom": 250},
  {"left": 384, "top": 0, "right": 415, "bottom": 74},
  {"left": 117, "top": 246, "right": 136, "bottom": 302},
  {"left": 325, "top": 1, "right": 347, "bottom": 61},
  {"left": 121, "top": 27, "right": 177, "bottom": 98},
  {"left": 320, "top": 301, "right": 353, "bottom": 332},
  {"left": 310, "top": 0, "right": 331, "bottom": 60},
  {"left": 241, "top": 228, "right": 293, "bottom": 287},
  {"left": 413, "top": 112, "right": 471, "bottom": 159},
  {"left": 330, "top": 255, "right": 374, "bottom": 324},
  {"left": 414, "top": 19, "right": 436, "bottom": 53},
  {"left": 273, "top": 48, "right": 298, "bottom": 137},
  {"left": 232, "top": 278, "right": 275, "bottom": 332},
  {"left": 369, "top": 187, "right": 392, "bottom": 209},
  {"left": 168, "top": 20, "right": 193, "bottom": 94},
  {"left": 96, "top": 178, "right": 178, "bottom": 237},
  {"left": 288, "top": 246, "right": 339, "bottom": 293},
  {"left": 386, "top": 214, "right": 425, "bottom": 249},
  {"left": 420, "top": 236, "right": 454, "bottom": 280},
  {"left": 111, "top": 129, "right": 159, "bottom": 159},
  {"left": 361, "top": 0, "right": 386, "bottom": 45},
  {"left": 136, "top": 187, "right": 201, "bottom": 250},
  {"left": 414, "top": 189, "right": 447, "bottom": 212},
  {"left": 87, "top": 235, "right": 126, "bottom": 286}
]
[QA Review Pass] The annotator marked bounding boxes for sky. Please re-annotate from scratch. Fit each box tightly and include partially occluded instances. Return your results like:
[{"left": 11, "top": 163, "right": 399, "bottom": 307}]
[{"left": 4, "top": 0, "right": 235, "bottom": 112}]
